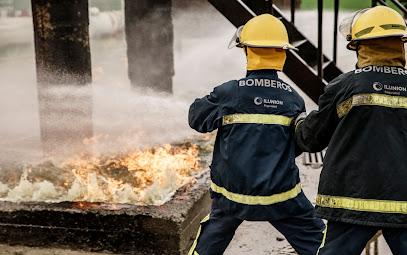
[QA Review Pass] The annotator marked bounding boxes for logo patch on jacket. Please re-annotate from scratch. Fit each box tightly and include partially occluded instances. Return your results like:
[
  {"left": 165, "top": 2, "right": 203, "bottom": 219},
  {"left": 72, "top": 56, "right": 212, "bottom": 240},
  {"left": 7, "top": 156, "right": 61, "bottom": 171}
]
[
  {"left": 373, "top": 82, "right": 383, "bottom": 91},
  {"left": 253, "top": 97, "right": 284, "bottom": 108},
  {"left": 372, "top": 82, "right": 406, "bottom": 95}
]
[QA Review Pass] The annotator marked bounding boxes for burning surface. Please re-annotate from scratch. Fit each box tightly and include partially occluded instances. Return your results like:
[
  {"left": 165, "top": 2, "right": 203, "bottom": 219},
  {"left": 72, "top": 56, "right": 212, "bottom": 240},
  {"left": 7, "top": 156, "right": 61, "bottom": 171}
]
[{"left": 0, "top": 142, "right": 207, "bottom": 205}]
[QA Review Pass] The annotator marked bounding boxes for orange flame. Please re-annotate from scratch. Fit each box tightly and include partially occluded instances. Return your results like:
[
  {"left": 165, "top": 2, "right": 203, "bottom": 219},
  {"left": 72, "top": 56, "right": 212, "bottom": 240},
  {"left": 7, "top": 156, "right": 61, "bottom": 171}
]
[{"left": 61, "top": 143, "right": 202, "bottom": 204}]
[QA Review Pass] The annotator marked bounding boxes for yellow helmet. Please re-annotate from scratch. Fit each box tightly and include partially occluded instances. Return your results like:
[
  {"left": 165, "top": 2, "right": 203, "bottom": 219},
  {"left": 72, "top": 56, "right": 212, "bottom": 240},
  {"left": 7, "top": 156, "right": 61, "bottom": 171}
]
[
  {"left": 340, "top": 6, "right": 407, "bottom": 50},
  {"left": 228, "top": 14, "right": 297, "bottom": 50}
]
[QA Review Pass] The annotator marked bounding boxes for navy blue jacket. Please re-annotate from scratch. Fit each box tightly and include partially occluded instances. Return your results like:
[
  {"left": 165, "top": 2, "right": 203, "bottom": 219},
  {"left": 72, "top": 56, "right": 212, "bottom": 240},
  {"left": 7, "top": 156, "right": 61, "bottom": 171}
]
[
  {"left": 189, "top": 69, "right": 314, "bottom": 221},
  {"left": 296, "top": 65, "right": 407, "bottom": 228}
]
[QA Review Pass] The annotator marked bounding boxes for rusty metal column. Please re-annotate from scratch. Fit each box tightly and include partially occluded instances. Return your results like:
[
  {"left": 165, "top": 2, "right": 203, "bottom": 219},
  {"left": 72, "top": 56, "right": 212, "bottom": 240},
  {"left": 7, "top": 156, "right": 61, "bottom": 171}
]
[
  {"left": 125, "top": 0, "right": 174, "bottom": 93},
  {"left": 31, "top": 0, "right": 93, "bottom": 156}
]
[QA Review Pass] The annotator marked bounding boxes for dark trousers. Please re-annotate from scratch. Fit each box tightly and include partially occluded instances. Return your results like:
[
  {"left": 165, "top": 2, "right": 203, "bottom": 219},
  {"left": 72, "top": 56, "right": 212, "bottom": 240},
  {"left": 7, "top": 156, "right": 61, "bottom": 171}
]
[
  {"left": 189, "top": 198, "right": 325, "bottom": 255},
  {"left": 317, "top": 221, "right": 407, "bottom": 255}
]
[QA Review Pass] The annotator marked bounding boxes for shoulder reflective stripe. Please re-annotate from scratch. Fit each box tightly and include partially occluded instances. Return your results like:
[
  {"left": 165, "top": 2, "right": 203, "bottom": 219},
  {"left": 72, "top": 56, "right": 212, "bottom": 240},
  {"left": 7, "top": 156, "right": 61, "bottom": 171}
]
[
  {"left": 317, "top": 194, "right": 407, "bottom": 214},
  {"left": 188, "top": 214, "right": 210, "bottom": 255},
  {"left": 222, "top": 113, "right": 293, "bottom": 126},
  {"left": 211, "top": 181, "right": 302, "bottom": 205},
  {"left": 337, "top": 93, "right": 407, "bottom": 118},
  {"left": 337, "top": 97, "right": 354, "bottom": 118}
]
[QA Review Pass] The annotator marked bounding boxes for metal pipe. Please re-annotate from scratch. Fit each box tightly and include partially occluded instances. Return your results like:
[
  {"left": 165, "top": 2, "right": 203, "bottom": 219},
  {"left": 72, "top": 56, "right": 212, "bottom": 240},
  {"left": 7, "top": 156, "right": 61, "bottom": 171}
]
[
  {"left": 377, "top": 0, "right": 389, "bottom": 6},
  {"left": 291, "top": 0, "right": 295, "bottom": 24},
  {"left": 266, "top": 0, "right": 273, "bottom": 15},
  {"left": 389, "top": 0, "right": 407, "bottom": 14},
  {"left": 333, "top": 0, "right": 339, "bottom": 64},
  {"left": 271, "top": 0, "right": 273, "bottom": 15},
  {"left": 317, "top": 0, "right": 323, "bottom": 78}
]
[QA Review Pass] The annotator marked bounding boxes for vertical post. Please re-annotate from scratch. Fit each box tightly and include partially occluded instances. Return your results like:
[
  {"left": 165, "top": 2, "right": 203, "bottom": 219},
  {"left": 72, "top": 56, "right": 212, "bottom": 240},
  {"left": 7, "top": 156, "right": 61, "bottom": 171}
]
[
  {"left": 290, "top": 0, "right": 295, "bottom": 24},
  {"left": 372, "top": 0, "right": 378, "bottom": 6},
  {"left": 31, "top": 0, "right": 93, "bottom": 157},
  {"left": 317, "top": 0, "right": 323, "bottom": 78},
  {"left": 125, "top": 0, "right": 174, "bottom": 93},
  {"left": 266, "top": 0, "right": 273, "bottom": 15},
  {"left": 333, "top": 0, "right": 339, "bottom": 64}
]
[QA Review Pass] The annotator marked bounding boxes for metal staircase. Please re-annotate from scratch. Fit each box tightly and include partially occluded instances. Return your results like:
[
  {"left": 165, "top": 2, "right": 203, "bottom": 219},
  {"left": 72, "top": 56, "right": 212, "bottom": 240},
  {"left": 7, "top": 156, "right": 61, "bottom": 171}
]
[
  {"left": 208, "top": 0, "right": 407, "bottom": 170},
  {"left": 208, "top": 0, "right": 343, "bottom": 103}
]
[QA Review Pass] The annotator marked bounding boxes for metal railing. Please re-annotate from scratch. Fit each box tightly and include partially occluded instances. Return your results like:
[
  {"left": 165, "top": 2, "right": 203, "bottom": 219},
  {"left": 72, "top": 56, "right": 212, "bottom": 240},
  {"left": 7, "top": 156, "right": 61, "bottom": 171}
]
[
  {"left": 372, "top": 0, "right": 407, "bottom": 15},
  {"left": 289, "top": 0, "right": 340, "bottom": 79},
  {"left": 261, "top": 0, "right": 406, "bottom": 82}
]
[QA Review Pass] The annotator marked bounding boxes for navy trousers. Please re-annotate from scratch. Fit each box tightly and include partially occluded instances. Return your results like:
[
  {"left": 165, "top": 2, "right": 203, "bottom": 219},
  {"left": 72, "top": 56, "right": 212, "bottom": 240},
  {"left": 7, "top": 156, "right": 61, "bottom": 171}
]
[
  {"left": 189, "top": 198, "right": 325, "bottom": 255},
  {"left": 317, "top": 221, "right": 407, "bottom": 255}
]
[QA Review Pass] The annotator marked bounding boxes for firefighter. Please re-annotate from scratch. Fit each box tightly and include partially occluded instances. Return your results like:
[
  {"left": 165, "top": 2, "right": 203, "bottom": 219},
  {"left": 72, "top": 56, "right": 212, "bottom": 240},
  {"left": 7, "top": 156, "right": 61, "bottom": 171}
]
[
  {"left": 188, "top": 14, "right": 325, "bottom": 255},
  {"left": 295, "top": 6, "right": 407, "bottom": 254}
]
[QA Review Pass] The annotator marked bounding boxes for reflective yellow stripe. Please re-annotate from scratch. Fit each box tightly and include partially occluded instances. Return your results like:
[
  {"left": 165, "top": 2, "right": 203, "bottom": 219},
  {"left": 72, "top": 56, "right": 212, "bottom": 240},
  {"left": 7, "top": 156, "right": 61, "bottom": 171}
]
[
  {"left": 317, "top": 194, "right": 407, "bottom": 214},
  {"left": 211, "top": 181, "right": 302, "bottom": 205},
  {"left": 337, "top": 93, "right": 407, "bottom": 118},
  {"left": 188, "top": 214, "right": 210, "bottom": 255},
  {"left": 316, "top": 223, "right": 328, "bottom": 255},
  {"left": 222, "top": 113, "right": 293, "bottom": 126},
  {"left": 337, "top": 97, "right": 353, "bottom": 118},
  {"left": 295, "top": 119, "right": 304, "bottom": 132}
]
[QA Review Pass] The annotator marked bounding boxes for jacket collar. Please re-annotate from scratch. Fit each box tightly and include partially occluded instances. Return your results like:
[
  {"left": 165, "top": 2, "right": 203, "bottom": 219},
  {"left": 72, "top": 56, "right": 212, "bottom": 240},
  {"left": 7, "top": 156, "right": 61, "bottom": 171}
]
[{"left": 246, "top": 69, "right": 279, "bottom": 79}]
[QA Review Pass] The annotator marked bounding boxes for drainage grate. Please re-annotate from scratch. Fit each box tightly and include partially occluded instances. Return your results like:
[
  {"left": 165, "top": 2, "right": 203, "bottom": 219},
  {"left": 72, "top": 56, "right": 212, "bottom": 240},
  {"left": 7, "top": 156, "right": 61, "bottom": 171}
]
[{"left": 303, "top": 150, "right": 326, "bottom": 167}]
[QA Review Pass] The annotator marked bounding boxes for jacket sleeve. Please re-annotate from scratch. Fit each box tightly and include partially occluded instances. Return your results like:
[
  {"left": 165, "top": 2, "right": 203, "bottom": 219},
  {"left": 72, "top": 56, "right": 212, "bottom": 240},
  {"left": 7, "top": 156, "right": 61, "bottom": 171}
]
[
  {"left": 295, "top": 79, "right": 342, "bottom": 152},
  {"left": 292, "top": 94, "right": 307, "bottom": 157},
  {"left": 188, "top": 86, "right": 225, "bottom": 133}
]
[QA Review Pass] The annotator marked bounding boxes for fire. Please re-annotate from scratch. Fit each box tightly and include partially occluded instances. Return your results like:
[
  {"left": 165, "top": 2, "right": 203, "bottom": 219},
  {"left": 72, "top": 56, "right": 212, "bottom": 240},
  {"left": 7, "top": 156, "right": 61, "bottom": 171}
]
[
  {"left": 0, "top": 143, "right": 203, "bottom": 205},
  {"left": 61, "top": 143, "right": 202, "bottom": 205}
]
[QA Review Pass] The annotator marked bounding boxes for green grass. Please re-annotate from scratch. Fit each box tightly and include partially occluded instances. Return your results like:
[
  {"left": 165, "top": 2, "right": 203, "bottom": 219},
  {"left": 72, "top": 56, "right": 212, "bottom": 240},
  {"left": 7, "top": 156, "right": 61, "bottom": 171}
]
[
  {"left": 89, "top": 0, "right": 122, "bottom": 11},
  {"left": 300, "top": 0, "right": 402, "bottom": 11}
]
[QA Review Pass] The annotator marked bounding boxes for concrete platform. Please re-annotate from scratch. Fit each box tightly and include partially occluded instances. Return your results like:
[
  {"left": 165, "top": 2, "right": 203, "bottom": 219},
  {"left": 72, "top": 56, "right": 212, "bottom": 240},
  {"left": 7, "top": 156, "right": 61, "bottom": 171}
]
[{"left": 0, "top": 172, "right": 211, "bottom": 255}]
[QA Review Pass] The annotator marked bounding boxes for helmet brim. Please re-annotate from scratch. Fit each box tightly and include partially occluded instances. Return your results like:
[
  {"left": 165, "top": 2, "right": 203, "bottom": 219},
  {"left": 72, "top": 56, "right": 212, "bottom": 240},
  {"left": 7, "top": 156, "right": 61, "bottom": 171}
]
[
  {"left": 239, "top": 41, "right": 298, "bottom": 50},
  {"left": 347, "top": 34, "right": 407, "bottom": 51}
]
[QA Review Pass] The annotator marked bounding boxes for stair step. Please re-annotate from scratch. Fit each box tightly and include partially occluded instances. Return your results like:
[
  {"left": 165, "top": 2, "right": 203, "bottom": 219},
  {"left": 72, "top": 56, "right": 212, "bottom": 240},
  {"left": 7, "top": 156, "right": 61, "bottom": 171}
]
[
  {"left": 304, "top": 150, "right": 326, "bottom": 167},
  {"left": 323, "top": 61, "right": 343, "bottom": 82},
  {"left": 291, "top": 39, "right": 308, "bottom": 48}
]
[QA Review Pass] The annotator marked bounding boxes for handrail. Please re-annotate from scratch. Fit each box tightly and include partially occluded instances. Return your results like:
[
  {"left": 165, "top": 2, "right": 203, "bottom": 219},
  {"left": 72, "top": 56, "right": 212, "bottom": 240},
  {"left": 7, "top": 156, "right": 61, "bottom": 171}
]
[
  {"left": 290, "top": 0, "right": 295, "bottom": 24},
  {"left": 317, "top": 0, "right": 323, "bottom": 78},
  {"left": 333, "top": 0, "right": 339, "bottom": 64},
  {"left": 316, "top": 0, "right": 340, "bottom": 77},
  {"left": 285, "top": 0, "right": 344, "bottom": 80},
  {"left": 286, "top": 0, "right": 342, "bottom": 79},
  {"left": 266, "top": 0, "right": 274, "bottom": 15}
]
